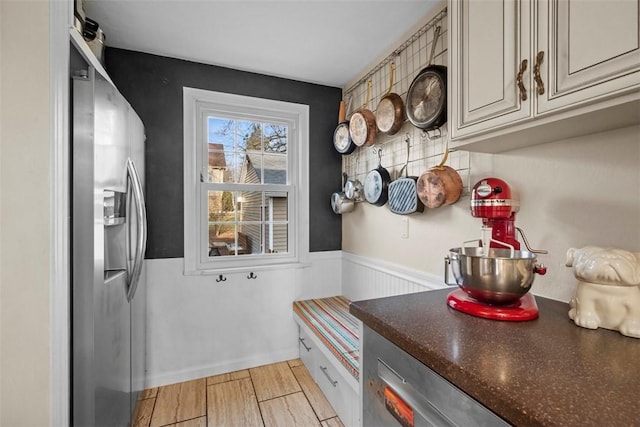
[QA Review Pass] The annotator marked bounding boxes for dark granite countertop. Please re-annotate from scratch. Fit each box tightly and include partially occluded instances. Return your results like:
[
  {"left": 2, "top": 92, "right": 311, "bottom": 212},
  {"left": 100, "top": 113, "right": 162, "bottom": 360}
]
[{"left": 349, "top": 288, "right": 640, "bottom": 426}]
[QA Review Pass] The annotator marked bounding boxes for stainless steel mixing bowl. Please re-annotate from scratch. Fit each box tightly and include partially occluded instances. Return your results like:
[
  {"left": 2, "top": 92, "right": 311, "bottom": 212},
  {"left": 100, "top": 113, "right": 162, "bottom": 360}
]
[{"left": 447, "top": 247, "right": 546, "bottom": 304}]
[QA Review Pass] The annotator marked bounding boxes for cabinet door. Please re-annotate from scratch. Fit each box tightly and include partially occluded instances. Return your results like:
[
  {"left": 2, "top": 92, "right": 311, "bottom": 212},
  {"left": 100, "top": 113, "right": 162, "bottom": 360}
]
[
  {"left": 536, "top": 0, "right": 640, "bottom": 114},
  {"left": 450, "top": 0, "right": 532, "bottom": 139}
]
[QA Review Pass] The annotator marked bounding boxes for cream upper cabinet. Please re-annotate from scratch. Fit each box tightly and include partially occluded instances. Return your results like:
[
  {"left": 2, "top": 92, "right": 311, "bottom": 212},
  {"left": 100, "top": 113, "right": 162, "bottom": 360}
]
[
  {"left": 449, "top": 0, "right": 640, "bottom": 152},
  {"left": 536, "top": 0, "right": 640, "bottom": 114},
  {"left": 450, "top": 0, "right": 532, "bottom": 139}
]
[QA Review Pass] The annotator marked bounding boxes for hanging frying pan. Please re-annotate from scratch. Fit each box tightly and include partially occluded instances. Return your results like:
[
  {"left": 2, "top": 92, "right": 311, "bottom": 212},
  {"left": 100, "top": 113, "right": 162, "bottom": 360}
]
[
  {"left": 349, "top": 80, "right": 378, "bottom": 147},
  {"left": 363, "top": 148, "right": 391, "bottom": 206},
  {"left": 406, "top": 25, "right": 447, "bottom": 130},
  {"left": 417, "top": 148, "right": 463, "bottom": 209},
  {"left": 388, "top": 135, "right": 424, "bottom": 215},
  {"left": 333, "top": 98, "right": 357, "bottom": 155},
  {"left": 375, "top": 61, "right": 405, "bottom": 135}
]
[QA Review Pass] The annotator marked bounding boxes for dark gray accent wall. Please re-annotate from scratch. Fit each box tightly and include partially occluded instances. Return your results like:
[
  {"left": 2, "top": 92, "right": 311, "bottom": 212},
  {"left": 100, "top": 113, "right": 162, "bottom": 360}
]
[{"left": 105, "top": 48, "right": 342, "bottom": 258}]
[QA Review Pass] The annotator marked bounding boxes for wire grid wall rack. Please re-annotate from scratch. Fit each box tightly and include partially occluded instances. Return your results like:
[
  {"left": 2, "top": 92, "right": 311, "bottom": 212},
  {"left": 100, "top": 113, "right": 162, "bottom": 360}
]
[{"left": 342, "top": 7, "right": 471, "bottom": 197}]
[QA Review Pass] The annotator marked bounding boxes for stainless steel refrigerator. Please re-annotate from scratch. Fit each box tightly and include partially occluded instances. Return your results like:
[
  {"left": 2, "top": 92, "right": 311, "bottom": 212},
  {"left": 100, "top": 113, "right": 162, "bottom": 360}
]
[{"left": 72, "top": 57, "right": 148, "bottom": 426}]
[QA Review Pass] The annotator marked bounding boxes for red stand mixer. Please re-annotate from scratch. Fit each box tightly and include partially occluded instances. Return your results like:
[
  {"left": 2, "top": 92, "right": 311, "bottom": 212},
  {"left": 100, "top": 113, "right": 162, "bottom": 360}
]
[{"left": 445, "top": 178, "right": 548, "bottom": 321}]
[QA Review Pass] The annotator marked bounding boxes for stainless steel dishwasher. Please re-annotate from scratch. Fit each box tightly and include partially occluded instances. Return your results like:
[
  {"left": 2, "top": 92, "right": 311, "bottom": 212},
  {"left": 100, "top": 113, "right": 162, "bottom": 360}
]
[{"left": 362, "top": 325, "right": 509, "bottom": 427}]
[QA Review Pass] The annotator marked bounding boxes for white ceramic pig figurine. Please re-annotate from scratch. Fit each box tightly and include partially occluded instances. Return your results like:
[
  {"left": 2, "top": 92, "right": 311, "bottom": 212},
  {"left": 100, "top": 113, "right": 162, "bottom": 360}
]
[{"left": 566, "top": 246, "right": 640, "bottom": 338}]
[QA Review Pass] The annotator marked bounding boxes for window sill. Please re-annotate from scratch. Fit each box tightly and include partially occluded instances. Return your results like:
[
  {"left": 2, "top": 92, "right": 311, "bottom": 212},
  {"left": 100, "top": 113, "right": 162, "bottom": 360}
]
[{"left": 183, "top": 260, "right": 312, "bottom": 276}]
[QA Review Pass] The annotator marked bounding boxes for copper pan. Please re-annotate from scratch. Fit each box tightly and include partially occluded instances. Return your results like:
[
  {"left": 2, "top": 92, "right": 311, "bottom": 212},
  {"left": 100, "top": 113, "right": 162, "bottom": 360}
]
[
  {"left": 375, "top": 61, "right": 405, "bottom": 135},
  {"left": 349, "top": 80, "right": 378, "bottom": 147},
  {"left": 417, "top": 149, "right": 463, "bottom": 208}
]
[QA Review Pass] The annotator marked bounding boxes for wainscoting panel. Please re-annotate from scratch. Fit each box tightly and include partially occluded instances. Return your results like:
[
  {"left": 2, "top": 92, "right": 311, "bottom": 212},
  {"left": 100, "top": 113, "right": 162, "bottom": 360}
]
[
  {"left": 295, "top": 251, "right": 342, "bottom": 300},
  {"left": 144, "top": 252, "right": 343, "bottom": 388},
  {"left": 342, "top": 252, "right": 446, "bottom": 302},
  {"left": 144, "top": 258, "right": 300, "bottom": 388},
  {"left": 144, "top": 252, "right": 445, "bottom": 387}
]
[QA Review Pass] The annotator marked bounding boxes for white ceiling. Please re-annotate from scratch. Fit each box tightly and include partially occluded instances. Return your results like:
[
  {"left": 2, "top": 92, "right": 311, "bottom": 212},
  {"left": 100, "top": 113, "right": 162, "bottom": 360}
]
[{"left": 83, "top": 0, "right": 440, "bottom": 88}]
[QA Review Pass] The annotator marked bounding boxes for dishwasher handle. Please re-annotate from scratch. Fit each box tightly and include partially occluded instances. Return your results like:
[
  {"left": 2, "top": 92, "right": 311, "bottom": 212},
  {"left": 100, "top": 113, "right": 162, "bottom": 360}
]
[{"left": 378, "top": 358, "right": 454, "bottom": 427}]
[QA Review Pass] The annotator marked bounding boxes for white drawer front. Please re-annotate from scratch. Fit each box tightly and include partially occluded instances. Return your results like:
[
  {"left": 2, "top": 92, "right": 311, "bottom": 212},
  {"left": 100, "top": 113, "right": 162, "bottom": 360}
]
[
  {"left": 314, "top": 346, "right": 358, "bottom": 427},
  {"left": 298, "top": 329, "right": 316, "bottom": 377}
]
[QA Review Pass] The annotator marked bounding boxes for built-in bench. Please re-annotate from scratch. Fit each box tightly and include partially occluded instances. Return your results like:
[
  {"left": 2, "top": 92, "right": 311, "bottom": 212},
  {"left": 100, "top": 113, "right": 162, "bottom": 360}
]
[
  {"left": 293, "top": 296, "right": 360, "bottom": 427},
  {"left": 293, "top": 296, "right": 359, "bottom": 379}
]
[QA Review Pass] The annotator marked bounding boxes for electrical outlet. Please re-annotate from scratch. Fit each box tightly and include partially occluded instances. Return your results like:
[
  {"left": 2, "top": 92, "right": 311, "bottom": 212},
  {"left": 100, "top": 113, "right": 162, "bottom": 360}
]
[{"left": 401, "top": 217, "right": 409, "bottom": 239}]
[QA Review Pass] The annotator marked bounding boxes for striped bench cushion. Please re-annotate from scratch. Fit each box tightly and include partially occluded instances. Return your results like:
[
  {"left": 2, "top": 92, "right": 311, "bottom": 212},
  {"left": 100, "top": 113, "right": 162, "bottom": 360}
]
[{"left": 293, "top": 296, "right": 359, "bottom": 380}]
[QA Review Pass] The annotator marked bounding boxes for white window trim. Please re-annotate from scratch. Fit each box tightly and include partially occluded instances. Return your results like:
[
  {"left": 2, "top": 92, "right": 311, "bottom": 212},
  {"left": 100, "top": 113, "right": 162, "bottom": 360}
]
[
  {"left": 51, "top": 1, "right": 73, "bottom": 425},
  {"left": 183, "top": 87, "right": 309, "bottom": 274}
]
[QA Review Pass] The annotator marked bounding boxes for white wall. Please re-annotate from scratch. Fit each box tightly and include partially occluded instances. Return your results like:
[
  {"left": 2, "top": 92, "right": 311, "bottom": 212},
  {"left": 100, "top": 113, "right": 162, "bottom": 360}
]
[
  {"left": 0, "top": 4, "right": 3, "bottom": 420},
  {"left": 144, "top": 125, "right": 640, "bottom": 386},
  {"left": 343, "top": 125, "right": 640, "bottom": 303},
  {"left": 0, "top": 1, "right": 52, "bottom": 425},
  {"left": 144, "top": 252, "right": 342, "bottom": 387}
]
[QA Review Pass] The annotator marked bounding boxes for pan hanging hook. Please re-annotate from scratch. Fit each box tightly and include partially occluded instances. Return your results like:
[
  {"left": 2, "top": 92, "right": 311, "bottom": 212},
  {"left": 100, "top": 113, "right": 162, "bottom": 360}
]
[
  {"left": 422, "top": 127, "right": 442, "bottom": 140},
  {"left": 428, "top": 25, "right": 442, "bottom": 66},
  {"left": 353, "top": 150, "right": 361, "bottom": 176},
  {"left": 432, "top": 134, "right": 451, "bottom": 171},
  {"left": 364, "top": 80, "right": 373, "bottom": 110},
  {"left": 398, "top": 133, "right": 411, "bottom": 179},
  {"left": 345, "top": 93, "right": 354, "bottom": 118},
  {"left": 384, "top": 62, "right": 396, "bottom": 96},
  {"left": 373, "top": 146, "right": 383, "bottom": 168}
]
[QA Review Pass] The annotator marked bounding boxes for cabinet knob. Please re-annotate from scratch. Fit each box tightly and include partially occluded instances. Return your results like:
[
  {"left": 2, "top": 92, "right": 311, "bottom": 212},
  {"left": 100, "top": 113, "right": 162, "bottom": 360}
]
[
  {"left": 534, "top": 51, "right": 545, "bottom": 95},
  {"left": 517, "top": 59, "right": 528, "bottom": 102}
]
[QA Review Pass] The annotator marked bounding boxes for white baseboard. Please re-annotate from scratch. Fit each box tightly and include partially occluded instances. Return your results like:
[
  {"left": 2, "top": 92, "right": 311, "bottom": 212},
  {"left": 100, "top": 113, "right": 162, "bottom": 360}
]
[{"left": 145, "top": 346, "right": 299, "bottom": 388}]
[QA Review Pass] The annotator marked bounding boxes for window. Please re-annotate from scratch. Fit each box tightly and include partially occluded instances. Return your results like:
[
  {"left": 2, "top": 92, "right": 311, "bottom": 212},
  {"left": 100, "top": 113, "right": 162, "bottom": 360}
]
[{"left": 184, "top": 88, "right": 309, "bottom": 273}]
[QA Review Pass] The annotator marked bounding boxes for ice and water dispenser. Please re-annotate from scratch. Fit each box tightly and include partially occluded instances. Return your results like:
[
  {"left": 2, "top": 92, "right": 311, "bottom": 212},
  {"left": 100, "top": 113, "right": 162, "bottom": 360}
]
[{"left": 103, "top": 189, "right": 127, "bottom": 279}]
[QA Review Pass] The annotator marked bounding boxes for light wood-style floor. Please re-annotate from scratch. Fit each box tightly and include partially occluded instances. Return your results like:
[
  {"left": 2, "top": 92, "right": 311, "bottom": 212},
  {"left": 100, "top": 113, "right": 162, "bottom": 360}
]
[{"left": 133, "top": 359, "right": 344, "bottom": 427}]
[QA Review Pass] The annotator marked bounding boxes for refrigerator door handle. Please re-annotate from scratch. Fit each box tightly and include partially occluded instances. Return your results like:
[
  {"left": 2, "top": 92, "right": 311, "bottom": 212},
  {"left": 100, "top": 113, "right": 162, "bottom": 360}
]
[{"left": 126, "top": 158, "right": 147, "bottom": 302}]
